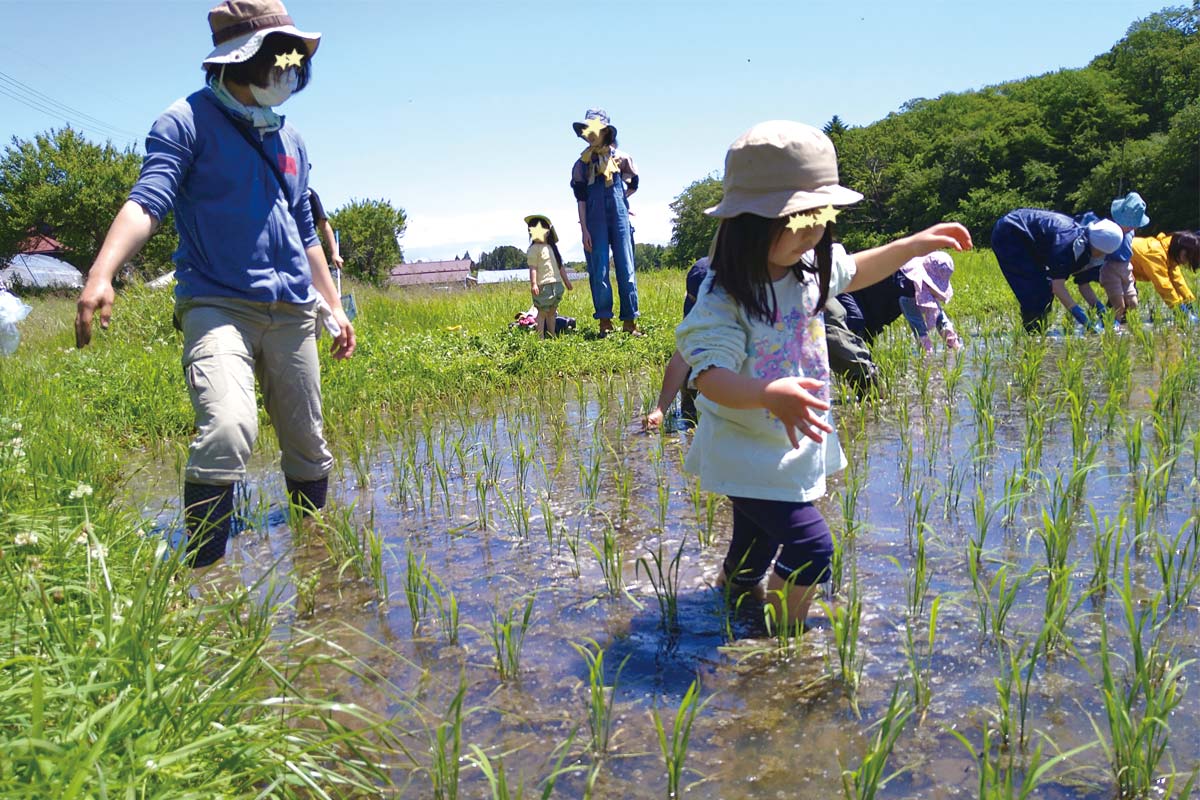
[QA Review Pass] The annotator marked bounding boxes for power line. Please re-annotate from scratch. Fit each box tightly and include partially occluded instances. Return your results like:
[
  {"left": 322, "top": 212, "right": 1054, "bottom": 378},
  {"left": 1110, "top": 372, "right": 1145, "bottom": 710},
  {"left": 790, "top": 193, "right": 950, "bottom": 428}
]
[
  {"left": 0, "top": 84, "right": 134, "bottom": 143},
  {"left": 0, "top": 69, "right": 140, "bottom": 142},
  {"left": 0, "top": 70, "right": 139, "bottom": 138}
]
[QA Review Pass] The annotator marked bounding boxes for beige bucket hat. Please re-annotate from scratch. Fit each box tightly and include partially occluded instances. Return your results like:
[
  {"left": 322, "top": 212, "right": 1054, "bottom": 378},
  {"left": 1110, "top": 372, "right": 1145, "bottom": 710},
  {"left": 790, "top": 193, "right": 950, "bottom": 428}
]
[
  {"left": 706, "top": 120, "right": 862, "bottom": 219},
  {"left": 524, "top": 214, "right": 559, "bottom": 244},
  {"left": 202, "top": 0, "right": 321, "bottom": 67}
]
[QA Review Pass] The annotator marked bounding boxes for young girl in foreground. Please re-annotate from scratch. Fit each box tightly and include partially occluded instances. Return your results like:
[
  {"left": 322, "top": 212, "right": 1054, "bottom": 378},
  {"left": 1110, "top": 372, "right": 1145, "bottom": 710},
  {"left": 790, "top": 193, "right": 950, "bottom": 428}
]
[{"left": 676, "top": 121, "right": 971, "bottom": 626}]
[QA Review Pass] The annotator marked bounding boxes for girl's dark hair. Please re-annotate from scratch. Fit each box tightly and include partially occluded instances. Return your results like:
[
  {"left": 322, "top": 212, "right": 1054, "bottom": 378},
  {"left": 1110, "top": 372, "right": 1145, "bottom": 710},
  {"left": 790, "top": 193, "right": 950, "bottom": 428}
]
[
  {"left": 1168, "top": 231, "right": 1200, "bottom": 270},
  {"left": 204, "top": 33, "right": 312, "bottom": 92},
  {"left": 549, "top": 240, "right": 566, "bottom": 272},
  {"left": 708, "top": 213, "right": 834, "bottom": 323}
]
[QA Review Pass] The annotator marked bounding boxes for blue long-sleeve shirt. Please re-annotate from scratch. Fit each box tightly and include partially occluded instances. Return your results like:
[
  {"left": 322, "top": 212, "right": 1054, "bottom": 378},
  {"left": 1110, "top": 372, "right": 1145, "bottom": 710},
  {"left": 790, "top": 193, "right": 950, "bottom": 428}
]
[
  {"left": 995, "top": 209, "right": 1091, "bottom": 280},
  {"left": 129, "top": 88, "right": 319, "bottom": 304}
]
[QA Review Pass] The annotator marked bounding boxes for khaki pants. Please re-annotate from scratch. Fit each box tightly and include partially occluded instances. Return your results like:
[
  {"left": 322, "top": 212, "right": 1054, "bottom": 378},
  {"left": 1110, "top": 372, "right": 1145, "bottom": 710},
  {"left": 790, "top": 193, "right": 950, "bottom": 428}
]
[{"left": 179, "top": 297, "right": 333, "bottom": 485}]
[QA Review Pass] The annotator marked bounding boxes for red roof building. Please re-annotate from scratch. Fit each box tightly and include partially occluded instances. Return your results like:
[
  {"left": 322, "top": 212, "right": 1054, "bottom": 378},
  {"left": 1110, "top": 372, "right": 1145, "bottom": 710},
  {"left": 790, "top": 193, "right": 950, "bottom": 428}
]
[
  {"left": 19, "top": 233, "right": 65, "bottom": 255},
  {"left": 387, "top": 258, "right": 472, "bottom": 287}
]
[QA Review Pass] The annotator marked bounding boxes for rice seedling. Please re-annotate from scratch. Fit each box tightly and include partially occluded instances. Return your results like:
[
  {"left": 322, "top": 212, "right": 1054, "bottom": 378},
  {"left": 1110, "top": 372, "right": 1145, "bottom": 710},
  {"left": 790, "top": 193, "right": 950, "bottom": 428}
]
[
  {"left": 1090, "top": 561, "right": 1195, "bottom": 799},
  {"left": 651, "top": 678, "right": 708, "bottom": 800},
  {"left": 589, "top": 519, "right": 625, "bottom": 598},
  {"left": 572, "top": 638, "right": 630, "bottom": 757},
  {"left": 405, "top": 547, "right": 432, "bottom": 633},
  {"left": 892, "top": 520, "right": 931, "bottom": 621},
  {"left": 488, "top": 594, "right": 536, "bottom": 680},
  {"left": 903, "top": 594, "right": 940, "bottom": 722},
  {"left": 361, "top": 523, "right": 390, "bottom": 602},
  {"left": 703, "top": 493, "right": 722, "bottom": 549},
  {"left": 1148, "top": 517, "right": 1200, "bottom": 617},
  {"left": 1087, "top": 504, "right": 1122, "bottom": 601},
  {"left": 636, "top": 536, "right": 686, "bottom": 629},
  {"left": 1014, "top": 632, "right": 1047, "bottom": 750},
  {"left": 498, "top": 482, "right": 532, "bottom": 539},
  {"left": 1124, "top": 415, "right": 1144, "bottom": 477},
  {"left": 474, "top": 470, "right": 492, "bottom": 530},
  {"left": 840, "top": 684, "right": 914, "bottom": 800},
  {"left": 428, "top": 678, "right": 470, "bottom": 800},
  {"left": 821, "top": 582, "right": 864, "bottom": 716},
  {"left": 763, "top": 569, "right": 810, "bottom": 651},
  {"left": 947, "top": 724, "right": 1096, "bottom": 799},
  {"left": 424, "top": 569, "right": 460, "bottom": 645}
]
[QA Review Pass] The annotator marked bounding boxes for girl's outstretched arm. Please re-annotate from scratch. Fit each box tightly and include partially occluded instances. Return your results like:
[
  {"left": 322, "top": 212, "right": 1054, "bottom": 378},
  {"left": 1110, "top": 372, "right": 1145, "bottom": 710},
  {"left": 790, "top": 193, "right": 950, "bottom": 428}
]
[
  {"left": 694, "top": 367, "right": 832, "bottom": 448},
  {"left": 645, "top": 349, "right": 690, "bottom": 429},
  {"left": 845, "top": 223, "right": 972, "bottom": 293}
]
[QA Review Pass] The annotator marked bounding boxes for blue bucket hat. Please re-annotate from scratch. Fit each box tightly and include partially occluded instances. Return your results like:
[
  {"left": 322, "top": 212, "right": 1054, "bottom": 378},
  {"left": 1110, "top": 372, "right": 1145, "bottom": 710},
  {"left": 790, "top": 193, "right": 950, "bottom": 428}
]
[
  {"left": 1110, "top": 192, "right": 1149, "bottom": 228},
  {"left": 573, "top": 108, "right": 617, "bottom": 141}
]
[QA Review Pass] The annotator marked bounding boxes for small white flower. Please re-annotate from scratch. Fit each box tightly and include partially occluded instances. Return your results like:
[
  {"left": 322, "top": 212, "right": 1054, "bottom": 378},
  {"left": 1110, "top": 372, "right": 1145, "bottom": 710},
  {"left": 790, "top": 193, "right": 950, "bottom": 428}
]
[
  {"left": 69, "top": 483, "right": 94, "bottom": 500},
  {"left": 74, "top": 532, "right": 89, "bottom": 546},
  {"left": 88, "top": 544, "right": 108, "bottom": 559},
  {"left": 14, "top": 532, "right": 38, "bottom": 547},
  {"left": 135, "top": 528, "right": 146, "bottom": 538}
]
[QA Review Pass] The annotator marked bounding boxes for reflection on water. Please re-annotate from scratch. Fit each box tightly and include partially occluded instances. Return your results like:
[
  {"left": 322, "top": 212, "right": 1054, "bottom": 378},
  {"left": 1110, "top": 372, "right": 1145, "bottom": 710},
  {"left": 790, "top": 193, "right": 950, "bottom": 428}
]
[{"left": 126, "top": 335, "right": 1200, "bottom": 798}]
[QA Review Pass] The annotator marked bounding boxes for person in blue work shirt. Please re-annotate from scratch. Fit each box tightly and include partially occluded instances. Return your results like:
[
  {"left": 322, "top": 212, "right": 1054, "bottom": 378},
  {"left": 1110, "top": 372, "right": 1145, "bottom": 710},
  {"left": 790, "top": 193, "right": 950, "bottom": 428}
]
[
  {"left": 571, "top": 108, "right": 641, "bottom": 337},
  {"left": 991, "top": 209, "right": 1124, "bottom": 332},
  {"left": 74, "top": 0, "right": 355, "bottom": 569}
]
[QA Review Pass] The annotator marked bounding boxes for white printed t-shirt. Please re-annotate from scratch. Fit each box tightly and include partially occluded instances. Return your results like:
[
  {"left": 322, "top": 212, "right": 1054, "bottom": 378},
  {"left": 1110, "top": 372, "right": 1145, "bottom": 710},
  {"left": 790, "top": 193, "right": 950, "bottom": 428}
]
[{"left": 676, "top": 244, "right": 856, "bottom": 502}]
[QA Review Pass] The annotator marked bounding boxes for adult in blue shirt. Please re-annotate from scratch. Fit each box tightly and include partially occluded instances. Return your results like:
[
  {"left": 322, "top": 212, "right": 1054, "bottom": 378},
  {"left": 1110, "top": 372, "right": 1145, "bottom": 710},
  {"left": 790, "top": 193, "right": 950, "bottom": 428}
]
[
  {"left": 991, "top": 209, "right": 1124, "bottom": 332},
  {"left": 74, "top": 0, "right": 355, "bottom": 569}
]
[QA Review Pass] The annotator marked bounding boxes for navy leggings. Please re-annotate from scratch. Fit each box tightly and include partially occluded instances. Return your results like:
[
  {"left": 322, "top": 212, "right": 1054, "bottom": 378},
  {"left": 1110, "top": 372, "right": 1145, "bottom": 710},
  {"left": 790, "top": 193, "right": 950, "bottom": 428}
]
[{"left": 723, "top": 497, "right": 833, "bottom": 587}]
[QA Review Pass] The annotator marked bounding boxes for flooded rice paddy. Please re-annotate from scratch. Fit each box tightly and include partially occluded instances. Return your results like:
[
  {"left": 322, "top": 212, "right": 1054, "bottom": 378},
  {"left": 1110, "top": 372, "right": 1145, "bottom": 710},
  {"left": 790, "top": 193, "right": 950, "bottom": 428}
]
[{"left": 136, "top": 325, "right": 1200, "bottom": 798}]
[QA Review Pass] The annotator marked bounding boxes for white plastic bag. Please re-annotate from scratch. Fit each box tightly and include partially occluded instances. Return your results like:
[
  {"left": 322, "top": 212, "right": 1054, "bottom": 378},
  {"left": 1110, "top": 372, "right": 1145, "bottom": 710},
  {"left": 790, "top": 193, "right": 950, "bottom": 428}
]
[{"left": 0, "top": 289, "right": 32, "bottom": 356}]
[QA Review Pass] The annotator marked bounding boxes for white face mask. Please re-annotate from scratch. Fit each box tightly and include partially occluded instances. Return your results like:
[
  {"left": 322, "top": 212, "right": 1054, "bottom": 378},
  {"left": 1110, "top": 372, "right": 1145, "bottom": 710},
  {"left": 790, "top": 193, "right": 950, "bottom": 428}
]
[{"left": 250, "top": 68, "right": 299, "bottom": 108}]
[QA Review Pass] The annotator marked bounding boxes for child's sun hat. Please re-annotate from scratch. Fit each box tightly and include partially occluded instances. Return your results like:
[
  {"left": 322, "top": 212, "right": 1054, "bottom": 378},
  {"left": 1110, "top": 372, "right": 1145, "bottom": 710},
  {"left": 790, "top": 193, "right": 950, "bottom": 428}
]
[
  {"left": 524, "top": 214, "right": 559, "bottom": 244},
  {"left": 1110, "top": 192, "right": 1149, "bottom": 228},
  {"left": 203, "top": 0, "right": 320, "bottom": 67},
  {"left": 705, "top": 121, "right": 862, "bottom": 218},
  {"left": 573, "top": 108, "right": 616, "bottom": 141}
]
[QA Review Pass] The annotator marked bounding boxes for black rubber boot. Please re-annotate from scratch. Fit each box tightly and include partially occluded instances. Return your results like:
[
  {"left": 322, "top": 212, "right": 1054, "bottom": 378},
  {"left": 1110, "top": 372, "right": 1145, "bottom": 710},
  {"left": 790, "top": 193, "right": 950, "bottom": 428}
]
[
  {"left": 183, "top": 482, "right": 234, "bottom": 568},
  {"left": 285, "top": 475, "right": 328, "bottom": 516}
]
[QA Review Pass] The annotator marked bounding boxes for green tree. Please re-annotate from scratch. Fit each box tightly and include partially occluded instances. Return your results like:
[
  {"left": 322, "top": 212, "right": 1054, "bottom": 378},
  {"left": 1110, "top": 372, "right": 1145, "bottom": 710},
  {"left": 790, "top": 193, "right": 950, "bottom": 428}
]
[
  {"left": 667, "top": 174, "right": 722, "bottom": 269},
  {"left": 476, "top": 245, "right": 527, "bottom": 271},
  {"left": 633, "top": 242, "right": 667, "bottom": 271},
  {"left": 0, "top": 127, "right": 177, "bottom": 278},
  {"left": 329, "top": 198, "right": 406, "bottom": 286}
]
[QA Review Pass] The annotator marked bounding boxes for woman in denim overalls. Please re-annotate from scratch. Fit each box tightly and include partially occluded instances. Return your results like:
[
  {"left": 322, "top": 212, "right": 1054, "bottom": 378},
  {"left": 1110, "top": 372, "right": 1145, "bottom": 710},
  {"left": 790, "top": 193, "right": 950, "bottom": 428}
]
[{"left": 571, "top": 108, "right": 640, "bottom": 336}]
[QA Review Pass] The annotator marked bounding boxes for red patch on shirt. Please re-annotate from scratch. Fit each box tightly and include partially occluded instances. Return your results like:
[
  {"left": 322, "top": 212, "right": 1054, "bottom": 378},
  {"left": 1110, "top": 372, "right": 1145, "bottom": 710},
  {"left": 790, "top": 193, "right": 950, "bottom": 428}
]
[{"left": 277, "top": 154, "right": 298, "bottom": 175}]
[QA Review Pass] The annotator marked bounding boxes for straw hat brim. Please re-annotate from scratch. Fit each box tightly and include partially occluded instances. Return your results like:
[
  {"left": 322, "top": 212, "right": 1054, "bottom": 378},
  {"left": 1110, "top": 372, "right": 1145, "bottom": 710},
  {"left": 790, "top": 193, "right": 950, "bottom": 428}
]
[
  {"left": 705, "top": 183, "right": 863, "bottom": 219},
  {"left": 203, "top": 25, "right": 321, "bottom": 67}
]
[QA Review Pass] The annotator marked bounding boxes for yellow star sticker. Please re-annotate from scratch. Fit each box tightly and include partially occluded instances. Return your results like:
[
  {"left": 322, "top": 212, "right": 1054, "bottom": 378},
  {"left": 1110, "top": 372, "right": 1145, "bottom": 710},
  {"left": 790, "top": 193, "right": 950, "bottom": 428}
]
[
  {"left": 274, "top": 50, "right": 304, "bottom": 69},
  {"left": 528, "top": 222, "right": 549, "bottom": 243},
  {"left": 579, "top": 117, "right": 608, "bottom": 141},
  {"left": 784, "top": 205, "right": 840, "bottom": 233},
  {"left": 600, "top": 157, "right": 621, "bottom": 184}
]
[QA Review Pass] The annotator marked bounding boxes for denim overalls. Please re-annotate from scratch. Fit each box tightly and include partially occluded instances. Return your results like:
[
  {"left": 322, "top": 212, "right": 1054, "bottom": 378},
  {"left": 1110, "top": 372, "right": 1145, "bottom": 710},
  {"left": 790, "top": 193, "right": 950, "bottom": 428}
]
[{"left": 582, "top": 155, "right": 638, "bottom": 322}]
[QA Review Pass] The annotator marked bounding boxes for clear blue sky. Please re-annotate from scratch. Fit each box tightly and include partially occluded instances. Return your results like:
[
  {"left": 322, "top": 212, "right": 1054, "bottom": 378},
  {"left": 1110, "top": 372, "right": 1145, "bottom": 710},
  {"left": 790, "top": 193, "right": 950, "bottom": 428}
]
[{"left": 0, "top": 0, "right": 1175, "bottom": 264}]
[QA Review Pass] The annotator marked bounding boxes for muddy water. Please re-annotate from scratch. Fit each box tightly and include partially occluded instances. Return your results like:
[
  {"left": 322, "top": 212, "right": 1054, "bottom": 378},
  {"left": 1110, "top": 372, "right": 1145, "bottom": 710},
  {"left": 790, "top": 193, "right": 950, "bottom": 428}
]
[{"left": 131, "top": 333, "right": 1200, "bottom": 798}]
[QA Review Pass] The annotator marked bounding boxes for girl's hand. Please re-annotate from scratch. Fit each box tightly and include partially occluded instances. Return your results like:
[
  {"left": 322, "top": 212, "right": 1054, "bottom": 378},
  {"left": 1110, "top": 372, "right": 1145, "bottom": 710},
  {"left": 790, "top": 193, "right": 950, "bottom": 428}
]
[
  {"left": 643, "top": 406, "right": 665, "bottom": 430},
  {"left": 531, "top": 283, "right": 540, "bottom": 297},
  {"left": 908, "top": 223, "right": 973, "bottom": 256},
  {"left": 761, "top": 377, "right": 833, "bottom": 448},
  {"left": 581, "top": 227, "right": 593, "bottom": 253}
]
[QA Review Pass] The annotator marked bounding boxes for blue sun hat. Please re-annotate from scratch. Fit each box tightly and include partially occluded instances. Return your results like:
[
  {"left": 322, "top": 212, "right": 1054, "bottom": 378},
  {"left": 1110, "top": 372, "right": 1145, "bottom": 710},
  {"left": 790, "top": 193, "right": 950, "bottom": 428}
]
[{"left": 1110, "top": 192, "right": 1149, "bottom": 228}]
